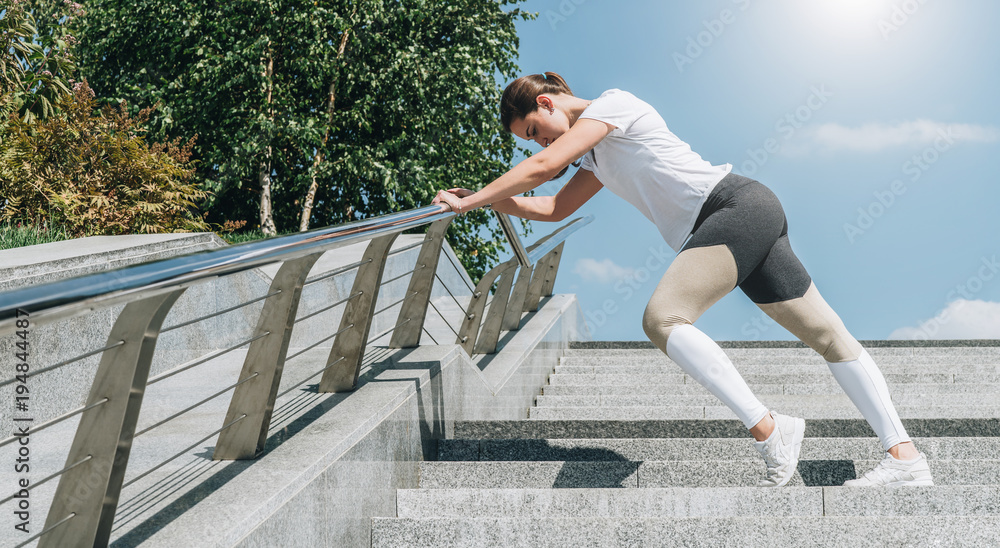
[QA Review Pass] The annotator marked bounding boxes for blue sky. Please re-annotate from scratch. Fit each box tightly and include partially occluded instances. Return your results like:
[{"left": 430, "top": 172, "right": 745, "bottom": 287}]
[{"left": 488, "top": 0, "right": 1000, "bottom": 341}]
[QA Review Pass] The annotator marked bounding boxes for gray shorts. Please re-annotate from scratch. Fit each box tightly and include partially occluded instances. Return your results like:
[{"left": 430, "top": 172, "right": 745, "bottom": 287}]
[{"left": 681, "top": 172, "right": 812, "bottom": 304}]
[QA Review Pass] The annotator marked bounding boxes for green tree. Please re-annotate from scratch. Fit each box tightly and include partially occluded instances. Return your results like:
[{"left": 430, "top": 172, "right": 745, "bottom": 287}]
[
  {"left": 0, "top": 0, "right": 78, "bottom": 123},
  {"left": 77, "top": 0, "right": 535, "bottom": 280}
]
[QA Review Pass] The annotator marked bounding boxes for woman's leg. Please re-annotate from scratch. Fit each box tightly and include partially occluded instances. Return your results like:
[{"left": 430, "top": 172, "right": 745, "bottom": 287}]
[
  {"left": 754, "top": 280, "right": 919, "bottom": 458},
  {"left": 650, "top": 175, "right": 808, "bottom": 487},
  {"left": 642, "top": 243, "right": 771, "bottom": 433},
  {"left": 643, "top": 242, "right": 805, "bottom": 487},
  {"left": 739, "top": 228, "right": 919, "bottom": 460}
]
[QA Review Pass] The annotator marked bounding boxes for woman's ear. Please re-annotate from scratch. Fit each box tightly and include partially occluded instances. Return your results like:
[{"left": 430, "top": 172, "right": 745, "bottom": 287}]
[{"left": 536, "top": 95, "right": 554, "bottom": 112}]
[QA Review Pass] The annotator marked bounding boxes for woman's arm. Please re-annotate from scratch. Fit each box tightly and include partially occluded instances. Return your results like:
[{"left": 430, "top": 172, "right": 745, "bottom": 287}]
[
  {"left": 433, "top": 117, "right": 615, "bottom": 213},
  {"left": 489, "top": 167, "right": 604, "bottom": 221}
]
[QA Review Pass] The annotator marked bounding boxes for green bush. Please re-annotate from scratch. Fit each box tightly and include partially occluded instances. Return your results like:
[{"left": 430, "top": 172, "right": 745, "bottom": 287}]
[{"left": 0, "top": 80, "right": 211, "bottom": 237}]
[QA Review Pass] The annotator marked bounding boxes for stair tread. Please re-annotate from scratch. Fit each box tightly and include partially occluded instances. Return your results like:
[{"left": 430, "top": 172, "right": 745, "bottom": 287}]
[
  {"left": 396, "top": 486, "right": 1000, "bottom": 518},
  {"left": 454, "top": 418, "right": 1000, "bottom": 439},
  {"left": 437, "top": 436, "right": 1000, "bottom": 461},
  {"left": 372, "top": 516, "right": 1000, "bottom": 548}
]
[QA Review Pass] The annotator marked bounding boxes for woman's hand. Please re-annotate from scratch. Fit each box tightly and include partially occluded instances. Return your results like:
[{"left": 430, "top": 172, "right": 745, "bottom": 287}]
[{"left": 431, "top": 188, "right": 474, "bottom": 214}]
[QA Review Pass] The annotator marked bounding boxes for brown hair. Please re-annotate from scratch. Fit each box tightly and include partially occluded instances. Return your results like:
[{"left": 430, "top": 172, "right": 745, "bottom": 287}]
[
  {"left": 500, "top": 72, "right": 579, "bottom": 180},
  {"left": 500, "top": 72, "right": 573, "bottom": 133}
]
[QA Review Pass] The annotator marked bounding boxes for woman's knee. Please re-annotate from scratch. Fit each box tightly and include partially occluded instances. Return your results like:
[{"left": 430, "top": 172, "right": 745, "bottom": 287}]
[
  {"left": 755, "top": 283, "right": 863, "bottom": 363},
  {"left": 817, "top": 336, "right": 863, "bottom": 363},
  {"left": 642, "top": 305, "right": 692, "bottom": 352}
]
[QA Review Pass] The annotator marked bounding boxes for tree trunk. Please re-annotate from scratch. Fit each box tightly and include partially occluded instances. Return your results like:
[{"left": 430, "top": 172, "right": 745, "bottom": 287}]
[
  {"left": 299, "top": 22, "right": 354, "bottom": 232},
  {"left": 260, "top": 43, "right": 277, "bottom": 236},
  {"left": 259, "top": 150, "right": 276, "bottom": 236}
]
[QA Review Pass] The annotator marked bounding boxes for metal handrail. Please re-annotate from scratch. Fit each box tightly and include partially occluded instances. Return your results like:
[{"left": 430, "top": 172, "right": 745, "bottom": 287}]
[
  {"left": 0, "top": 205, "right": 453, "bottom": 334},
  {"left": 526, "top": 216, "right": 590, "bottom": 265}
]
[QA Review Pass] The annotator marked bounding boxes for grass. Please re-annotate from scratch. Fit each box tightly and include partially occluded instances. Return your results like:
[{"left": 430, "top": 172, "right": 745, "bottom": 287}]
[
  {"left": 218, "top": 228, "right": 302, "bottom": 245},
  {"left": 0, "top": 222, "right": 75, "bottom": 251}
]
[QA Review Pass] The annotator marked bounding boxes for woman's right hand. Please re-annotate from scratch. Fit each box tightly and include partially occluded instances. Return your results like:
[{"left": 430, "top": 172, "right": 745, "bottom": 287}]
[{"left": 444, "top": 187, "right": 475, "bottom": 198}]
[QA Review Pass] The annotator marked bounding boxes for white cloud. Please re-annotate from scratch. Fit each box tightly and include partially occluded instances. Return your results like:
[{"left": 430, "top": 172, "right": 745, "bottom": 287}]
[
  {"left": 888, "top": 299, "right": 1000, "bottom": 340},
  {"left": 790, "top": 120, "right": 1000, "bottom": 154},
  {"left": 573, "top": 258, "right": 634, "bottom": 284}
]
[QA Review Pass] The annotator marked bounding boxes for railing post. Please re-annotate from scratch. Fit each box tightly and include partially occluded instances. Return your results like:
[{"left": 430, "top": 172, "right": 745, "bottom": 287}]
[
  {"left": 319, "top": 233, "right": 399, "bottom": 392},
  {"left": 524, "top": 251, "right": 554, "bottom": 312},
  {"left": 456, "top": 258, "right": 517, "bottom": 356},
  {"left": 539, "top": 241, "right": 565, "bottom": 297},
  {"left": 213, "top": 253, "right": 322, "bottom": 460},
  {"left": 39, "top": 289, "right": 186, "bottom": 548},
  {"left": 502, "top": 263, "right": 533, "bottom": 331},
  {"left": 473, "top": 261, "right": 519, "bottom": 354},
  {"left": 389, "top": 218, "right": 453, "bottom": 348}
]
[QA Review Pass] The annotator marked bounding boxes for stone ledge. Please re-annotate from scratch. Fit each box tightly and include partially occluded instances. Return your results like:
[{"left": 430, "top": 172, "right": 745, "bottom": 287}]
[{"left": 0, "top": 232, "right": 226, "bottom": 292}]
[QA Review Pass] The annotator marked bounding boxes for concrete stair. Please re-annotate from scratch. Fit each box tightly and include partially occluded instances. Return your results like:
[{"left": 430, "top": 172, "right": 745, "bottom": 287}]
[{"left": 371, "top": 343, "right": 1000, "bottom": 547}]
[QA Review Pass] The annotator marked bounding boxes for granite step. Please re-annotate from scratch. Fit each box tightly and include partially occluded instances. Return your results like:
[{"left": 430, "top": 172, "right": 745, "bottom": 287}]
[
  {"left": 417, "top": 460, "right": 1000, "bottom": 488},
  {"left": 453, "top": 419, "right": 1000, "bottom": 439},
  {"left": 534, "top": 393, "right": 987, "bottom": 408},
  {"left": 371, "top": 516, "right": 1000, "bottom": 547},
  {"left": 396, "top": 486, "right": 1000, "bottom": 518},
  {"left": 527, "top": 405, "right": 1000, "bottom": 421},
  {"left": 554, "top": 362, "right": 1000, "bottom": 375},
  {"left": 540, "top": 382, "right": 1000, "bottom": 397},
  {"left": 563, "top": 346, "right": 1000, "bottom": 358},
  {"left": 377, "top": 343, "right": 1000, "bottom": 548},
  {"left": 437, "top": 436, "right": 1000, "bottom": 462},
  {"left": 558, "top": 354, "right": 1000, "bottom": 367},
  {"left": 546, "top": 372, "right": 972, "bottom": 386}
]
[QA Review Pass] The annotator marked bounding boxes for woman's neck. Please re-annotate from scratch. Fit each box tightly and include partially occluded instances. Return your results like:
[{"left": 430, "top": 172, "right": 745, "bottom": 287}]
[{"left": 563, "top": 95, "right": 594, "bottom": 127}]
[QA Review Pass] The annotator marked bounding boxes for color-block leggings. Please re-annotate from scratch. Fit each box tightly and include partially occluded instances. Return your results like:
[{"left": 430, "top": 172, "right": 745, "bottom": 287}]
[{"left": 641, "top": 173, "right": 911, "bottom": 450}]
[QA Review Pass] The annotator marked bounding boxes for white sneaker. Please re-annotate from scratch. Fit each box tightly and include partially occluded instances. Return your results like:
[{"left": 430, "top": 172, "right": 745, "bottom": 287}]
[
  {"left": 753, "top": 410, "right": 805, "bottom": 487},
  {"left": 844, "top": 452, "right": 934, "bottom": 487}
]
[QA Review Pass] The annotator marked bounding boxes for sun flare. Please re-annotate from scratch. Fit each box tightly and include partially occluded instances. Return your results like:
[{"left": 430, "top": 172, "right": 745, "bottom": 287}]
[{"left": 810, "top": 0, "right": 892, "bottom": 28}]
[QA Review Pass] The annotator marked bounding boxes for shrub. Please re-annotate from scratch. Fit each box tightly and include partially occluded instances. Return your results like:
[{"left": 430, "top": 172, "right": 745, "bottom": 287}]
[{"left": 0, "top": 80, "right": 211, "bottom": 236}]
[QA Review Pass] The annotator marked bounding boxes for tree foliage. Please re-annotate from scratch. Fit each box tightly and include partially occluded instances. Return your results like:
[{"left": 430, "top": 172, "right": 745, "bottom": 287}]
[
  {"left": 77, "top": 0, "right": 535, "bottom": 280},
  {"left": 0, "top": 0, "right": 78, "bottom": 123}
]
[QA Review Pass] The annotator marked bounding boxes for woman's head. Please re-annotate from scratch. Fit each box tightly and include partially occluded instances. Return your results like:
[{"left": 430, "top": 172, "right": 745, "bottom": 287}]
[{"left": 501, "top": 72, "right": 574, "bottom": 149}]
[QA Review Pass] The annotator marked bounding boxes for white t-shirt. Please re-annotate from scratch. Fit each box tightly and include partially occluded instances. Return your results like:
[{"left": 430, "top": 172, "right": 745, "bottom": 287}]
[{"left": 579, "top": 89, "right": 732, "bottom": 252}]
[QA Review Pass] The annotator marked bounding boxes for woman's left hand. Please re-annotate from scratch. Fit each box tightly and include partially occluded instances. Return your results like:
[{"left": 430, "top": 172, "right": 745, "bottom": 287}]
[{"left": 432, "top": 188, "right": 473, "bottom": 214}]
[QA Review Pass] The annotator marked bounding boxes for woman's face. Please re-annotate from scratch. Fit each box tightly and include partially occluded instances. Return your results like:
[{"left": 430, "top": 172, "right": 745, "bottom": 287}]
[{"left": 509, "top": 96, "right": 570, "bottom": 149}]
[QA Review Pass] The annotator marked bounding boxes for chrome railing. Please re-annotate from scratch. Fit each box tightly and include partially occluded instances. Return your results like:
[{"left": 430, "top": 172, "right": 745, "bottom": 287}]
[{"left": 0, "top": 204, "right": 592, "bottom": 548}]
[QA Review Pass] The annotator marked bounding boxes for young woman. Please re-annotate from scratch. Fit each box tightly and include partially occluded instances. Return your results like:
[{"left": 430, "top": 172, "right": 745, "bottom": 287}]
[{"left": 431, "top": 72, "right": 933, "bottom": 488}]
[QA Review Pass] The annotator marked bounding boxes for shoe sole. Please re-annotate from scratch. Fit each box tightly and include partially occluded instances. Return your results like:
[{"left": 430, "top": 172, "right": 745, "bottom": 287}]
[
  {"left": 843, "top": 479, "right": 936, "bottom": 487},
  {"left": 885, "top": 478, "right": 935, "bottom": 487}
]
